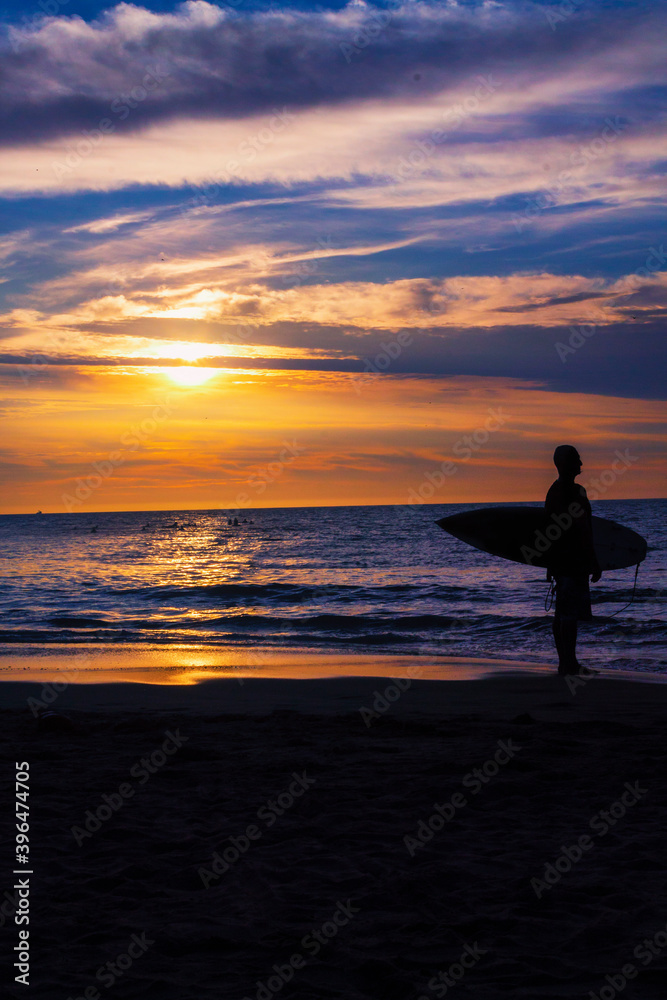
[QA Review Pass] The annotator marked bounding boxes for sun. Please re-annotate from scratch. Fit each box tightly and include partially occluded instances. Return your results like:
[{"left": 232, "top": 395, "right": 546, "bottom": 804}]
[
  {"left": 155, "top": 342, "right": 220, "bottom": 386},
  {"left": 165, "top": 366, "right": 219, "bottom": 386}
]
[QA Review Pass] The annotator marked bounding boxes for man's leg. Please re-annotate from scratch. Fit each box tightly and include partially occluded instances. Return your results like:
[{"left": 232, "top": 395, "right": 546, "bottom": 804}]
[
  {"left": 552, "top": 576, "right": 581, "bottom": 674},
  {"left": 559, "top": 618, "right": 578, "bottom": 674},
  {"left": 553, "top": 615, "right": 578, "bottom": 674},
  {"left": 552, "top": 616, "right": 563, "bottom": 663}
]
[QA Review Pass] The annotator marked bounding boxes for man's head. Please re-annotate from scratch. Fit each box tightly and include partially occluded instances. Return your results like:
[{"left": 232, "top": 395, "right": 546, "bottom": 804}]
[{"left": 553, "top": 444, "right": 582, "bottom": 478}]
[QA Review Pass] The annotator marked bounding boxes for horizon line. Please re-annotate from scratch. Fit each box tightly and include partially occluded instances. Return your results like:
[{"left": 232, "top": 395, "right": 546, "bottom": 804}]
[{"left": 3, "top": 497, "right": 665, "bottom": 517}]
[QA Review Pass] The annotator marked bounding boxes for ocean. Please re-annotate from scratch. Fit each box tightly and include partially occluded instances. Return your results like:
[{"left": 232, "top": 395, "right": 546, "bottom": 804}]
[{"left": 0, "top": 499, "right": 665, "bottom": 675}]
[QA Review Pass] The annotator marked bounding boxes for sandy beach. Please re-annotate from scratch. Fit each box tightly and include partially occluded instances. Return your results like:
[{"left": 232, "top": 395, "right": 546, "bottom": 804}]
[{"left": 3, "top": 665, "right": 667, "bottom": 999}]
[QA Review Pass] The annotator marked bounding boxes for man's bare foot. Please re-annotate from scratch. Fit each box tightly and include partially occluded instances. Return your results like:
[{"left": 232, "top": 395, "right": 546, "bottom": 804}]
[
  {"left": 558, "top": 662, "right": 599, "bottom": 676},
  {"left": 575, "top": 662, "right": 599, "bottom": 676}
]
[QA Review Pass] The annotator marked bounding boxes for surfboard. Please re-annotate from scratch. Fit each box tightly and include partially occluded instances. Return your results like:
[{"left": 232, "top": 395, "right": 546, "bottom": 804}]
[{"left": 436, "top": 507, "right": 647, "bottom": 570}]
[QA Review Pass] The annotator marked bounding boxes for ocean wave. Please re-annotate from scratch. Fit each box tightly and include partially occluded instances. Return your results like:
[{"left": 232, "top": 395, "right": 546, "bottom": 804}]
[
  {"left": 1, "top": 500, "right": 664, "bottom": 670},
  {"left": 1, "top": 610, "right": 663, "bottom": 645},
  {"left": 48, "top": 616, "right": 112, "bottom": 628},
  {"left": 108, "top": 581, "right": 465, "bottom": 604}
]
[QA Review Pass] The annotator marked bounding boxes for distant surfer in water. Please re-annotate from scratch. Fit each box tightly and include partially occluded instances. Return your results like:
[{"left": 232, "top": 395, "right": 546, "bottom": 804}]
[{"left": 545, "top": 445, "right": 601, "bottom": 676}]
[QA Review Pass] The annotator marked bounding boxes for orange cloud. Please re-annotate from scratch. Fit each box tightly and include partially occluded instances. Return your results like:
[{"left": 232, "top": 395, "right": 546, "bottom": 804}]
[{"left": 1, "top": 368, "right": 664, "bottom": 514}]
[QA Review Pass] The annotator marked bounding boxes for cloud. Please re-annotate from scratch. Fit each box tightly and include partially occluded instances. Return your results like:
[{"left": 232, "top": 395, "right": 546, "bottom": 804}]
[
  {"left": 3, "top": 367, "right": 665, "bottom": 513},
  {"left": 1, "top": 2, "right": 665, "bottom": 512},
  {"left": 1, "top": 0, "right": 664, "bottom": 149},
  {"left": 5, "top": 256, "right": 666, "bottom": 334},
  {"left": 2, "top": 310, "right": 665, "bottom": 401},
  {"left": 64, "top": 209, "right": 155, "bottom": 233}
]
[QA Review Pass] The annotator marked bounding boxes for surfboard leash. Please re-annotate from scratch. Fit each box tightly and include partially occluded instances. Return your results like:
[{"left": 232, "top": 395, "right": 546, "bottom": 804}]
[
  {"left": 544, "top": 562, "right": 641, "bottom": 617},
  {"left": 605, "top": 562, "right": 641, "bottom": 618},
  {"left": 544, "top": 578, "right": 556, "bottom": 612}
]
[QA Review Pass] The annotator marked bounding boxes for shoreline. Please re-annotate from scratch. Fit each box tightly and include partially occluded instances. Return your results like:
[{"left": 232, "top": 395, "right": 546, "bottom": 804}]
[
  {"left": 1, "top": 644, "right": 666, "bottom": 689},
  {"left": 0, "top": 644, "right": 552, "bottom": 686}
]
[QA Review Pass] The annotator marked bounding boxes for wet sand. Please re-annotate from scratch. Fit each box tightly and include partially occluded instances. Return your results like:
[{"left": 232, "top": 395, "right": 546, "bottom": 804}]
[{"left": 0, "top": 645, "right": 562, "bottom": 685}]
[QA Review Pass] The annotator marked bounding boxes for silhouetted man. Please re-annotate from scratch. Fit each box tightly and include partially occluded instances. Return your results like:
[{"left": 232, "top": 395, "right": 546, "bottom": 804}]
[{"left": 545, "top": 445, "right": 601, "bottom": 675}]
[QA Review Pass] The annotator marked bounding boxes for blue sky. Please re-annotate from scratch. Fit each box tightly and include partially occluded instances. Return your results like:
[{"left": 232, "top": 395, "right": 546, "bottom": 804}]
[{"left": 0, "top": 0, "right": 665, "bottom": 510}]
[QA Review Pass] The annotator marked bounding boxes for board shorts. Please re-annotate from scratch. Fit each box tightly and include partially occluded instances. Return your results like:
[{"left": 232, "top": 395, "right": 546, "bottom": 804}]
[{"left": 553, "top": 573, "right": 592, "bottom": 622}]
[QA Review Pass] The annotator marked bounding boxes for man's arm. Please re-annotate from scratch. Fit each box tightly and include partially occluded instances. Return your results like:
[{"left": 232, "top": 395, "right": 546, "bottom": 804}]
[
  {"left": 577, "top": 486, "right": 601, "bottom": 581},
  {"left": 544, "top": 482, "right": 565, "bottom": 581}
]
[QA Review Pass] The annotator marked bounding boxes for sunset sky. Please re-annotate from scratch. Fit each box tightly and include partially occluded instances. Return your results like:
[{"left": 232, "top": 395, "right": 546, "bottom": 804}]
[{"left": 0, "top": 0, "right": 665, "bottom": 514}]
